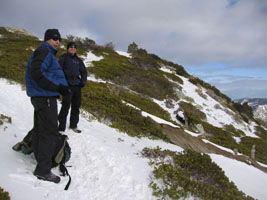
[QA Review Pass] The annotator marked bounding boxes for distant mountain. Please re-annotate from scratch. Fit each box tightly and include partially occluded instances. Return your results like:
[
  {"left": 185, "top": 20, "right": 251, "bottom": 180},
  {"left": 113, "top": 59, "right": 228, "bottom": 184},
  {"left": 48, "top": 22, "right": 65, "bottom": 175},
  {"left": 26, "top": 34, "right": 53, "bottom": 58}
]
[
  {"left": 236, "top": 98, "right": 267, "bottom": 124},
  {"left": 236, "top": 98, "right": 267, "bottom": 110}
]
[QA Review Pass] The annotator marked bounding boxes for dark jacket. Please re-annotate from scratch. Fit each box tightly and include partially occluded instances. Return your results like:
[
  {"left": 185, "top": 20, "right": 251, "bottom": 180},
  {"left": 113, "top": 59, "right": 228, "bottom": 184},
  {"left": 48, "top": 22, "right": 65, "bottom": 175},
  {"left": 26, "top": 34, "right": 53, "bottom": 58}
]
[
  {"left": 25, "top": 41, "right": 68, "bottom": 97},
  {"left": 58, "top": 53, "right": 87, "bottom": 87}
]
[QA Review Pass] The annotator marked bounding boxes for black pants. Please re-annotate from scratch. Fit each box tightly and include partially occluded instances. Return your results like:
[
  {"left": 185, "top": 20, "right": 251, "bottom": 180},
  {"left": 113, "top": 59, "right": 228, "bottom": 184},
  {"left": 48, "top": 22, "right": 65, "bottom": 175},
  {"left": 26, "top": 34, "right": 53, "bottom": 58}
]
[
  {"left": 31, "top": 97, "right": 58, "bottom": 175},
  {"left": 58, "top": 86, "right": 81, "bottom": 131}
]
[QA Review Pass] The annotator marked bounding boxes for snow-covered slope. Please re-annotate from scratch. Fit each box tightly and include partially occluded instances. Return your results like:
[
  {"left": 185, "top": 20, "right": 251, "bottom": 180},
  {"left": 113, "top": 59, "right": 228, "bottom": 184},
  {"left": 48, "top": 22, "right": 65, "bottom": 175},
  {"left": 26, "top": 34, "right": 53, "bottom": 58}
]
[
  {"left": 255, "top": 105, "right": 267, "bottom": 122},
  {"left": 236, "top": 98, "right": 267, "bottom": 125},
  {"left": 1, "top": 50, "right": 267, "bottom": 200},
  {"left": 1, "top": 78, "right": 267, "bottom": 199}
]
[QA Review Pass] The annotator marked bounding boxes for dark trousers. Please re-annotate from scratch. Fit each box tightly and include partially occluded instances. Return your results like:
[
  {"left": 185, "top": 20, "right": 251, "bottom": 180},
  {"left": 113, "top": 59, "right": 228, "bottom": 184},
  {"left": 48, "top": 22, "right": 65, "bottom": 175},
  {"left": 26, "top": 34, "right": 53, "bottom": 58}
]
[
  {"left": 58, "top": 86, "right": 81, "bottom": 131},
  {"left": 31, "top": 97, "right": 58, "bottom": 175}
]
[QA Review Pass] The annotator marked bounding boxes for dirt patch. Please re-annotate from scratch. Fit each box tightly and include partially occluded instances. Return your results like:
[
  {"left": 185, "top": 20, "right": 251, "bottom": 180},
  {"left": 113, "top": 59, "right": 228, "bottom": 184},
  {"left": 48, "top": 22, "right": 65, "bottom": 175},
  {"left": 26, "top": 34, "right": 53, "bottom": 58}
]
[{"left": 157, "top": 123, "right": 267, "bottom": 173}]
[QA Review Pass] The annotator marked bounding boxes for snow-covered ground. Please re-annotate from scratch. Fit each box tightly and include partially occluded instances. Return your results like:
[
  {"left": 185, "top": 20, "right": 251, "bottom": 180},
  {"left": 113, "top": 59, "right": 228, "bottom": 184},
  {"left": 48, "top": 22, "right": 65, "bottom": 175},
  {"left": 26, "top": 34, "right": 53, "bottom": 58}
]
[
  {"left": 1, "top": 50, "right": 267, "bottom": 200},
  {"left": 158, "top": 66, "right": 258, "bottom": 138},
  {"left": 82, "top": 51, "right": 103, "bottom": 66},
  {"left": 1, "top": 79, "right": 267, "bottom": 200}
]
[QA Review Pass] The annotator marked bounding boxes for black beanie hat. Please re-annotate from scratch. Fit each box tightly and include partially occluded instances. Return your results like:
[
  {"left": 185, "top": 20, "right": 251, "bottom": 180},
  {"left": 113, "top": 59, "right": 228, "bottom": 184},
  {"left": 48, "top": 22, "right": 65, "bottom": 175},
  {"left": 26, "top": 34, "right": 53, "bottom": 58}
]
[
  {"left": 67, "top": 42, "right": 77, "bottom": 49},
  {"left": 44, "top": 29, "right": 61, "bottom": 41}
]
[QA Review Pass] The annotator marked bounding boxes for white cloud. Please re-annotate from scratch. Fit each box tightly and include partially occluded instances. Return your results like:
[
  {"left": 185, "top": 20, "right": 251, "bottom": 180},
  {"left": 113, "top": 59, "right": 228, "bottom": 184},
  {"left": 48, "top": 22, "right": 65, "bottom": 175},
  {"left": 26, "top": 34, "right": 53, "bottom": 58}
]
[{"left": 0, "top": 0, "right": 266, "bottom": 98}]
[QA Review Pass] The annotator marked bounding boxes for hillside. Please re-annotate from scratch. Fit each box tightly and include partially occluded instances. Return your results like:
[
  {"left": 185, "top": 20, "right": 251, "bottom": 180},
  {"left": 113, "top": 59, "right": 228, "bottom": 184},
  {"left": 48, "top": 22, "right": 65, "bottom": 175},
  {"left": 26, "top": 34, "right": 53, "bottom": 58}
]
[
  {"left": 236, "top": 98, "right": 267, "bottom": 128},
  {"left": 1, "top": 27, "right": 267, "bottom": 199}
]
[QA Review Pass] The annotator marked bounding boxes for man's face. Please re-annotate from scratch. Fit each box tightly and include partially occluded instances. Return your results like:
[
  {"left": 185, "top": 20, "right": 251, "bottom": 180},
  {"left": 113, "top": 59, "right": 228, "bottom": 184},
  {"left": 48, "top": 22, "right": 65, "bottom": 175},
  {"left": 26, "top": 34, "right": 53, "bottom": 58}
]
[
  {"left": 46, "top": 38, "right": 60, "bottom": 49},
  {"left": 68, "top": 46, "right": 77, "bottom": 55}
]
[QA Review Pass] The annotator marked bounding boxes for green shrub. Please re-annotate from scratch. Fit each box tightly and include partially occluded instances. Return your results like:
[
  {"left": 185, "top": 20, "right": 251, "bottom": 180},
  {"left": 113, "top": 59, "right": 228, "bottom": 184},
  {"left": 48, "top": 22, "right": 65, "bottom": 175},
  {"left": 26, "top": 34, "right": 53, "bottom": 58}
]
[
  {"left": 119, "top": 89, "right": 175, "bottom": 124},
  {"left": 239, "top": 136, "right": 267, "bottom": 164},
  {"left": 0, "top": 187, "right": 10, "bottom": 200},
  {"left": 87, "top": 52, "right": 177, "bottom": 100},
  {"left": 163, "top": 71, "right": 184, "bottom": 85},
  {"left": 224, "top": 124, "right": 245, "bottom": 137},
  {"left": 201, "top": 121, "right": 238, "bottom": 150},
  {"left": 232, "top": 102, "right": 254, "bottom": 121},
  {"left": 189, "top": 76, "right": 232, "bottom": 104},
  {"left": 179, "top": 101, "right": 207, "bottom": 126},
  {"left": 81, "top": 81, "right": 169, "bottom": 141},
  {"left": 142, "top": 147, "right": 254, "bottom": 200}
]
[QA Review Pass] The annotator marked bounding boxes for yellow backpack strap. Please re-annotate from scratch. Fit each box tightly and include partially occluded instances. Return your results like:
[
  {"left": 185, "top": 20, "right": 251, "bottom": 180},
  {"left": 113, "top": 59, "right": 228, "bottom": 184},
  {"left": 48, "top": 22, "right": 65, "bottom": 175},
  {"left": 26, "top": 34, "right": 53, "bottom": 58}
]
[{"left": 54, "top": 136, "right": 69, "bottom": 164}]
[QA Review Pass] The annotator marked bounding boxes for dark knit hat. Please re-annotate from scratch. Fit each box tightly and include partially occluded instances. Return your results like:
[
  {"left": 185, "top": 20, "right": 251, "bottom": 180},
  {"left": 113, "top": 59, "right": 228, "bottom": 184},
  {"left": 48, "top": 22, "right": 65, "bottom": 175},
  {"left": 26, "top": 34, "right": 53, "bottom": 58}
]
[
  {"left": 44, "top": 29, "right": 61, "bottom": 41},
  {"left": 67, "top": 42, "right": 77, "bottom": 49}
]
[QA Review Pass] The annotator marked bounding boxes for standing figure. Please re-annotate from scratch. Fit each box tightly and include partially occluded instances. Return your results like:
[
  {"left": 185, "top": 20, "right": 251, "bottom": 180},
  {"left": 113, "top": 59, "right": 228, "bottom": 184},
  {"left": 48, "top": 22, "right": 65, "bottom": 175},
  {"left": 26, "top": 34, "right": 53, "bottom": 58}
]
[
  {"left": 58, "top": 42, "right": 87, "bottom": 133},
  {"left": 25, "top": 29, "right": 69, "bottom": 183}
]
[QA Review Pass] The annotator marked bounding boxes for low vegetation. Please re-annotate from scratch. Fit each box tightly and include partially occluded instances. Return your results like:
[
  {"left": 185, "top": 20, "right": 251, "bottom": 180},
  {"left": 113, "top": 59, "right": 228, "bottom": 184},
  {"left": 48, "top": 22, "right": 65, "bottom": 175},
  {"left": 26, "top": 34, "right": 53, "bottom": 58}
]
[
  {"left": 81, "top": 81, "right": 170, "bottom": 141},
  {"left": 141, "top": 147, "right": 254, "bottom": 200},
  {"left": 0, "top": 114, "right": 12, "bottom": 125},
  {"left": 0, "top": 187, "right": 10, "bottom": 200}
]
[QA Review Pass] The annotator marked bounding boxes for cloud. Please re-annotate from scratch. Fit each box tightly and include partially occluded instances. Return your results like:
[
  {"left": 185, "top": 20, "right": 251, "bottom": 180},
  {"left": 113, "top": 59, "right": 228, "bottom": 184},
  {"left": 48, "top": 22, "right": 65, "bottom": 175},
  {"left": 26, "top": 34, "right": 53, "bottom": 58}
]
[
  {"left": 1, "top": 0, "right": 266, "bottom": 66},
  {"left": 0, "top": 0, "right": 266, "bottom": 99}
]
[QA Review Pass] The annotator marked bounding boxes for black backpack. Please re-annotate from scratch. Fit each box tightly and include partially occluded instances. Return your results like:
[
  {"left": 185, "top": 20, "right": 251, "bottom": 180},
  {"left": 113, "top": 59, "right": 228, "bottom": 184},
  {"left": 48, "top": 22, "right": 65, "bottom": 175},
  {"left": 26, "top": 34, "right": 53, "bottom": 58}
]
[{"left": 13, "top": 129, "right": 72, "bottom": 190}]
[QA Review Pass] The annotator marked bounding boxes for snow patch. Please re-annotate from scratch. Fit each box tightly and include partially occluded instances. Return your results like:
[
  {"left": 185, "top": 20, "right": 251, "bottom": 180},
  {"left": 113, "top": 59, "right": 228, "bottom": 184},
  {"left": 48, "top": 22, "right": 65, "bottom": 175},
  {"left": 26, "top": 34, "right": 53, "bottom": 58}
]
[
  {"left": 116, "top": 51, "right": 131, "bottom": 57},
  {"left": 82, "top": 51, "right": 103, "bottom": 66}
]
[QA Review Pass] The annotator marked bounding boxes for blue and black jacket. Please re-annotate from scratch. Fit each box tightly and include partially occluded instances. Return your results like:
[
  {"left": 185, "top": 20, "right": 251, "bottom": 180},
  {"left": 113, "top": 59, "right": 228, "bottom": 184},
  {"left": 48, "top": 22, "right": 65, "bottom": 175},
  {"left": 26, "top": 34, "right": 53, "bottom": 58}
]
[
  {"left": 25, "top": 41, "right": 68, "bottom": 97},
  {"left": 58, "top": 53, "right": 87, "bottom": 87}
]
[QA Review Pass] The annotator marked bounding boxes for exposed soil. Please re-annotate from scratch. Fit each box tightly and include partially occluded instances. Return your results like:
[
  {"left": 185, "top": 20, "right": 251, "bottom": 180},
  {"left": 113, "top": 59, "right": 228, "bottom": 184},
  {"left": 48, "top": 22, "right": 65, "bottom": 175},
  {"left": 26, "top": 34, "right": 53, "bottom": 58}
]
[{"left": 157, "top": 123, "right": 267, "bottom": 173}]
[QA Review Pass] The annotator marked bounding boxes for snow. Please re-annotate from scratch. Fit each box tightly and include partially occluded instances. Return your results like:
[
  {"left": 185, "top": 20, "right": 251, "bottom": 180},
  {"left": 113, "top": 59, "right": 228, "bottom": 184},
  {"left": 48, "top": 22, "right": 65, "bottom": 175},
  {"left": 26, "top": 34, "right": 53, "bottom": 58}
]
[
  {"left": 82, "top": 51, "right": 103, "bottom": 66},
  {"left": 159, "top": 66, "right": 174, "bottom": 74},
  {"left": 1, "top": 51, "right": 267, "bottom": 199},
  {"left": 152, "top": 72, "right": 259, "bottom": 138},
  {"left": 116, "top": 51, "right": 131, "bottom": 57},
  {"left": 141, "top": 111, "right": 179, "bottom": 128},
  {"left": 87, "top": 74, "right": 107, "bottom": 84},
  {"left": 0, "top": 78, "right": 181, "bottom": 200},
  {"left": 210, "top": 154, "right": 267, "bottom": 200}
]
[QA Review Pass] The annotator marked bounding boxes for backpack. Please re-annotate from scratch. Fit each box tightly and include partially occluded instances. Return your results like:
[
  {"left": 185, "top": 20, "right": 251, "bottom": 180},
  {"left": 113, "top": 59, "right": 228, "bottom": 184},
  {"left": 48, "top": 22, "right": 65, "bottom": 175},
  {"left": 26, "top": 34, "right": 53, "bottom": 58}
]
[{"left": 12, "top": 129, "right": 72, "bottom": 190}]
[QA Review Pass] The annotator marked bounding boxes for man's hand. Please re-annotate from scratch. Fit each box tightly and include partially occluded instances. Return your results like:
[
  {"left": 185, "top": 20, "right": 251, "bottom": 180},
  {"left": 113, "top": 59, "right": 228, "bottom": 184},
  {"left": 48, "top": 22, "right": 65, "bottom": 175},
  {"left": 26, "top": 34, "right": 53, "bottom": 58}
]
[{"left": 57, "top": 85, "right": 69, "bottom": 95}]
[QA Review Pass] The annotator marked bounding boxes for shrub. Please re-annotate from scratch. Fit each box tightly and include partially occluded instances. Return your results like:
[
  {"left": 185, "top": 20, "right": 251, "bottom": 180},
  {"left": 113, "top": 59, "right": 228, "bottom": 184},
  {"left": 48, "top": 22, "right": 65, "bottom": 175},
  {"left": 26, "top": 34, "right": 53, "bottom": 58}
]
[
  {"left": 142, "top": 147, "right": 254, "bottom": 200},
  {"left": 0, "top": 187, "right": 10, "bottom": 200},
  {"left": 189, "top": 76, "right": 232, "bottom": 104},
  {"left": 239, "top": 136, "right": 267, "bottom": 164},
  {"left": 223, "top": 124, "right": 245, "bottom": 137},
  {"left": 81, "top": 81, "right": 170, "bottom": 141},
  {"left": 179, "top": 101, "right": 207, "bottom": 126},
  {"left": 119, "top": 89, "right": 174, "bottom": 124},
  {"left": 127, "top": 42, "right": 138, "bottom": 54},
  {"left": 163, "top": 71, "right": 184, "bottom": 85},
  {"left": 201, "top": 121, "right": 238, "bottom": 150},
  {"left": 254, "top": 126, "right": 267, "bottom": 138},
  {"left": 233, "top": 102, "right": 254, "bottom": 121},
  {"left": 88, "top": 52, "right": 177, "bottom": 100}
]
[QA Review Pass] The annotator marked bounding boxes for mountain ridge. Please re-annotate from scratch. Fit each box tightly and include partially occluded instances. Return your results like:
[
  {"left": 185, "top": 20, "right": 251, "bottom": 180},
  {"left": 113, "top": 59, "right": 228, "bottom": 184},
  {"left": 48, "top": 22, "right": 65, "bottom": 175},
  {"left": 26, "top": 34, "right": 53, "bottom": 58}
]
[
  {"left": 1, "top": 27, "right": 267, "bottom": 199},
  {"left": 1, "top": 26, "right": 266, "bottom": 165}
]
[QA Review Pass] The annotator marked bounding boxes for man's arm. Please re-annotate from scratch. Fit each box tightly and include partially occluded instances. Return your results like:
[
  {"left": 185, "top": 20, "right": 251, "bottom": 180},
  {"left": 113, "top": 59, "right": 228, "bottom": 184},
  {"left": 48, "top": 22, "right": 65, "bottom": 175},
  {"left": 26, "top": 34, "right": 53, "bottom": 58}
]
[
  {"left": 79, "top": 59, "right": 88, "bottom": 87},
  {"left": 30, "top": 47, "right": 58, "bottom": 91},
  {"left": 58, "top": 54, "right": 65, "bottom": 68}
]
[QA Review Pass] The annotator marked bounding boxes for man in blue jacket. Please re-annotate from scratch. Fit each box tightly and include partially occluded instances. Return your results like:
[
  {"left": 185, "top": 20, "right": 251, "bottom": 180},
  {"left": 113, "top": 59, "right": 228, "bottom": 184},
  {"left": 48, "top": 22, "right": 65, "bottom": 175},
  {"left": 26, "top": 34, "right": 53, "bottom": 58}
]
[
  {"left": 25, "top": 29, "right": 69, "bottom": 183},
  {"left": 58, "top": 42, "right": 87, "bottom": 133}
]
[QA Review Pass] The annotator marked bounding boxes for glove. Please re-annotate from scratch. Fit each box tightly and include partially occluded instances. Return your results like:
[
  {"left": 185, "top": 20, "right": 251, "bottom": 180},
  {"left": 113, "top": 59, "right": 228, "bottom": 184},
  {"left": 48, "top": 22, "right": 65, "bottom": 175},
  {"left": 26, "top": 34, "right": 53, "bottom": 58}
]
[
  {"left": 57, "top": 85, "right": 69, "bottom": 96},
  {"left": 80, "top": 82, "right": 85, "bottom": 88}
]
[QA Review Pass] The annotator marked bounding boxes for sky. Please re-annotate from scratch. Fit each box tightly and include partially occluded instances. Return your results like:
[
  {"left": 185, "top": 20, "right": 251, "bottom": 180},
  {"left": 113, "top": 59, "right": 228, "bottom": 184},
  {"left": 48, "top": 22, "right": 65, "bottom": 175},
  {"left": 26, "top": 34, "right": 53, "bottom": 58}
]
[{"left": 0, "top": 0, "right": 267, "bottom": 99}]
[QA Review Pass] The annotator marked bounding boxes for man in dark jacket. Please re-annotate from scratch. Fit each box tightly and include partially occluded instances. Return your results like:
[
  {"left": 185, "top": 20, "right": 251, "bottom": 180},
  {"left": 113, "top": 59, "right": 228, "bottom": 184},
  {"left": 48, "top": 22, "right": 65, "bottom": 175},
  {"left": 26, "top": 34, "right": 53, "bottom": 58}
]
[
  {"left": 58, "top": 42, "right": 87, "bottom": 133},
  {"left": 25, "top": 29, "right": 69, "bottom": 183}
]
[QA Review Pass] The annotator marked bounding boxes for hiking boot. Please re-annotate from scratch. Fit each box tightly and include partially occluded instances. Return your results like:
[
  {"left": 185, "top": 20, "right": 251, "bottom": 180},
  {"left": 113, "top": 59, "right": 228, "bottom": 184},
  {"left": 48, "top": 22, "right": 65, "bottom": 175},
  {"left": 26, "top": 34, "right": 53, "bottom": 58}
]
[
  {"left": 70, "top": 128, "right": 81, "bottom": 133},
  {"left": 34, "top": 171, "right": 61, "bottom": 183}
]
